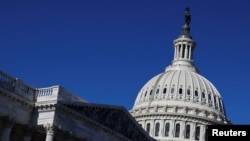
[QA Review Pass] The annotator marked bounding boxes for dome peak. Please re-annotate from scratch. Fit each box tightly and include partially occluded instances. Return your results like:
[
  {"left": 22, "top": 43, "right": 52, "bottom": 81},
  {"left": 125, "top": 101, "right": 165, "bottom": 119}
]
[
  {"left": 179, "top": 7, "right": 192, "bottom": 39},
  {"left": 169, "top": 7, "right": 198, "bottom": 72}
]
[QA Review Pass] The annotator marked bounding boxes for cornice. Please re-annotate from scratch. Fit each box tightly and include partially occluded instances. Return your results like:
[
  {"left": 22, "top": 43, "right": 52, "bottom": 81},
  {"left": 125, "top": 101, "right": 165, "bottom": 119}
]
[
  {"left": 0, "top": 87, "right": 34, "bottom": 109},
  {"left": 61, "top": 102, "right": 154, "bottom": 141},
  {"left": 54, "top": 103, "right": 134, "bottom": 141},
  {"left": 131, "top": 105, "right": 230, "bottom": 124}
]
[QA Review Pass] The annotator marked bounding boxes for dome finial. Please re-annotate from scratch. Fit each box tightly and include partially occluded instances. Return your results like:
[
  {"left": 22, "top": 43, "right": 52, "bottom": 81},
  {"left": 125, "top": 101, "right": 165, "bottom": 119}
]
[
  {"left": 185, "top": 7, "right": 191, "bottom": 25},
  {"left": 179, "top": 7, "right": 192, "bottom": 38}
]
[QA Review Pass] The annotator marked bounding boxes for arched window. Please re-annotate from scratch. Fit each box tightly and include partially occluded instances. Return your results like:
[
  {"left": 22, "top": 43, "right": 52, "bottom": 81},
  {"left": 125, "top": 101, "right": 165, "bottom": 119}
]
[
  {"left": 179, "top": 88, "right": 182, "bottom": 94},
  {"left": 187, "top": 89, "right": 190, "bottom": 95},
  {"left": 195, "top": 90, "right": 198, "bottom": 96},
  {"left": 195, "top": 126, "right": 200, "bottom": 140},
  {"left": 171, "top": 88, "right": 175, "bottom": 94},
  {"left": 144, "top": 91, "right": 147, "bottom": 97},
  {"left": 208, "top": 94, "right": 211, "bottom": 100},
  {"left": 175, "top": 123, "right": 180, "bottom": 137},
  {"left": 155, "top": 123, "right": 160, "bottom": 136},
  {"left": 156, "top": 88, "right": 160, "bottom": 94},
  {"left": 202, "top": 92, "right": 205, "bottom": 98},
  {"left": 185, "top": 125, "right": 190, "bottom": 139},
  {"left": 165, "top": 122, "right": 170, "bottom": 137},
  {"left": 146, "top": 123, "right": 150, "bottom": 134},
  {"left": 150, "top": 90, "right": 153, "bottom": 95},
  {"left": 163, "top": 88, "right": 167, "bottom": 94}
]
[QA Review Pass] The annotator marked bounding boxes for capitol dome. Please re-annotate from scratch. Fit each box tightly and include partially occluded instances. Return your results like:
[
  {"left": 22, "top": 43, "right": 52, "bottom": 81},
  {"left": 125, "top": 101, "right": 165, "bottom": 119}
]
[{"left": 130, "top": 8, "right": 230, "bottom": 141}]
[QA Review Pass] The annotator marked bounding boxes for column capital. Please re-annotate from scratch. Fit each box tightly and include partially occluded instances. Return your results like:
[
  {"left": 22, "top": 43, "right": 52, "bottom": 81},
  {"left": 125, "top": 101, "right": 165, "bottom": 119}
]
[
  {"left": 44, "top": 123, "right": 55, "bottom": 134},
  {"left": 44, "top": 123, "right": 55, "bottom": 141}
]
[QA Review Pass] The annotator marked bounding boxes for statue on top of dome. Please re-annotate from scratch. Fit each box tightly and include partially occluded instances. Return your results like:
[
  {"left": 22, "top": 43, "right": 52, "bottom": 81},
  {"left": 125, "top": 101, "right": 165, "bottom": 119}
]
[{"left": 185, "top": 7, "right": 191, "bottom": 25}]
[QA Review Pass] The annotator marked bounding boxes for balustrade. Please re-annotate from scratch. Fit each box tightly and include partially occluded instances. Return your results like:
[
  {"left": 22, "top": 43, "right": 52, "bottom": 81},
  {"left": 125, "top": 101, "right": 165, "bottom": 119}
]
[
  {"left": 37, "top": 87, "right": 54, "bottom": 97},
  {"left": 0, "top": 70, "right": 16, "bottom": 92},
  {"left": 0, "top": 70, "right": 35, "bottom": 101},
  {"left": 0, "top": 71, "right": 85, "bottom": 103}
]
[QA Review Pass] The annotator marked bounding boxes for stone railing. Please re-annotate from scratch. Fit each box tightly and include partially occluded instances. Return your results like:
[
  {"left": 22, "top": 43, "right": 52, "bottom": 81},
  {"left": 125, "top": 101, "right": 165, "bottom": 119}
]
[
  {"left": 0, "top": 70, "right": 86, "bottom": 103},
  {"left": 37, "top": 87, "right": 55, "bottom": 97},
  {"left": 36, "top": 86, "right": 58, "bottom": 102},
  {"left": 36, "top": 85, "right": 87, "bottom": 103},
  {"left": 0, "top": 70, "right": 36, "bottom": 101}
]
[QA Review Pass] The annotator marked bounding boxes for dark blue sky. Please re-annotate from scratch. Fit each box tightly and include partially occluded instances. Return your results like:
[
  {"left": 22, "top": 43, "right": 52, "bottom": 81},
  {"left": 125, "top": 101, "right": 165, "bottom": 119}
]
[{"left": 0, "top": 0, "right": 249, "bottom": 124}]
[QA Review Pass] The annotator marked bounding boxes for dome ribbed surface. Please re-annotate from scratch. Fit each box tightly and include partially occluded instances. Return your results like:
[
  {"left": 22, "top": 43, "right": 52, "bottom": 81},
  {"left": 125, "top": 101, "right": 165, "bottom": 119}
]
[{"left": 133, "top": 69, "right": 226, "bottom": 118}]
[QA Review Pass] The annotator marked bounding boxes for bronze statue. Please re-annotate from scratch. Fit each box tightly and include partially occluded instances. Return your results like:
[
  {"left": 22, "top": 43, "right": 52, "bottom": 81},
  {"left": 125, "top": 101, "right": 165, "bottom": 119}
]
[{"left": 185, "top": 7, "right": 191, "bottom": 25}]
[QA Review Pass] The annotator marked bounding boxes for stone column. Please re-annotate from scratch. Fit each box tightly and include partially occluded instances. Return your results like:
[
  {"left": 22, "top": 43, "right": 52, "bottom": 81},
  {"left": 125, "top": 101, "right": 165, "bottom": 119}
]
[
  {"left": 184, "top": 45, "right": 188, "bottom": 59},
  {"left": 44, "top": 124, "right": 54, "bottom": 141},
  {"left": 177, "top": 45, "right": 180, "bottom": 59},
  {"left": 191, "top": 123, "right": 196, "bottom": 140},
  {"left": 159, "top": 119, "right": 164, "bottom": 137},
  {"left": 1, "top": 118, "right": 15, "bottom": 141},
  {"left": 188, "top": 45, "right": 191, "bottom": 59},
  {"left": 169, "top": 120, "right": 174, "bottom": 138},
  {"left": 201, "top": 125, "right": 206, "bottom": 141},
  {"left": 141, "top": 120, "right": 145, "bottom": 129},
  {"left": 23, "top": 127, "right": 32, "bottom": 141},
  {"left": 174, "top": 45, "right": 177, "bottom": 59},
  {"left": 180, "top": 121, "right": 185, "bottom": 138}
]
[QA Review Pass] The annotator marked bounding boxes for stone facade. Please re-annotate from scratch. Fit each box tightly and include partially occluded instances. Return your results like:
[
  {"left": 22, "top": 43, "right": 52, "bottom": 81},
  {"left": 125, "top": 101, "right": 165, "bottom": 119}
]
[{"left": 0, "top": 70, "right": 154, "bottom": 141}]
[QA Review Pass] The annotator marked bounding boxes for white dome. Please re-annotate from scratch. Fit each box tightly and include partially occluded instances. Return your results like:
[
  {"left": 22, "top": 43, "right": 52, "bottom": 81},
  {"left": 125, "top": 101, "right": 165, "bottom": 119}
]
[
  {"left": 132, "top": 69, "right": 227, "bottom": 120},
  {"left": 131, "top": 35, "right": 229, "bottom": 123},
  {"left": 130, "top": 8, "right": 230, "bottom": 141}
]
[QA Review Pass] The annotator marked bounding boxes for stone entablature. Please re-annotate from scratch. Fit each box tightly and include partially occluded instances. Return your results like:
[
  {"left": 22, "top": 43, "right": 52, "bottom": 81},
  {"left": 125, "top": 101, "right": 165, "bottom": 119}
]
[
  {"left": 35, "top": 103, "right": 129, "bottom": 141},
  {"left": 0, "top": 88, "right": 33, "bottom": 124},
  {"left": 61, "top": 102, "right": 154, "bottom": 141},
  {"left": 131, "top": 104, "right": 229, "bottom": 124}
]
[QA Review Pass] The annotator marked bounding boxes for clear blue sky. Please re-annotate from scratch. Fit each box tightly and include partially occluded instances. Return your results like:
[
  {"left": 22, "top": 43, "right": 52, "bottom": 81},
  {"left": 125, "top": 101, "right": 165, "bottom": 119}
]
[{"left": 0, "top": 0, "right": 249, "bottom": 124}]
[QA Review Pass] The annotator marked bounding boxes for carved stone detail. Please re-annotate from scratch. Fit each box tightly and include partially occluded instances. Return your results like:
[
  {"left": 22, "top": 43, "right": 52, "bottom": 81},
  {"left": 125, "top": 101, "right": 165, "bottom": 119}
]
[{"left": 44, "top": 123, "right": 55, "bottom": 134}]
